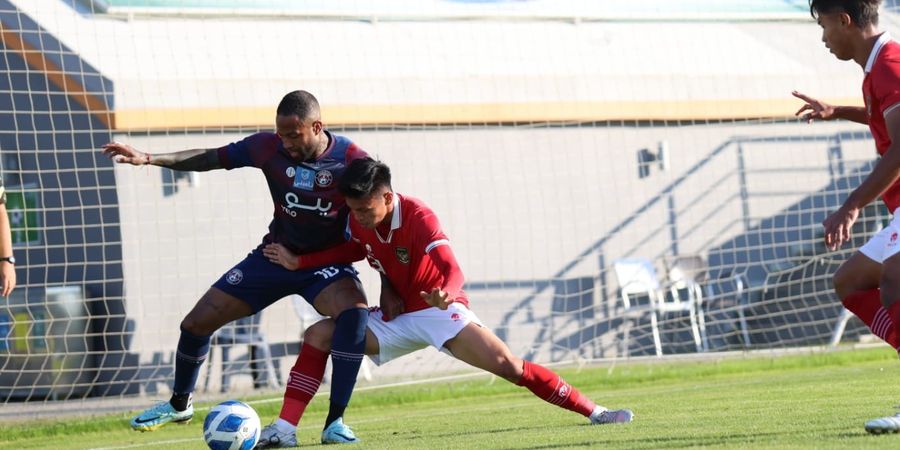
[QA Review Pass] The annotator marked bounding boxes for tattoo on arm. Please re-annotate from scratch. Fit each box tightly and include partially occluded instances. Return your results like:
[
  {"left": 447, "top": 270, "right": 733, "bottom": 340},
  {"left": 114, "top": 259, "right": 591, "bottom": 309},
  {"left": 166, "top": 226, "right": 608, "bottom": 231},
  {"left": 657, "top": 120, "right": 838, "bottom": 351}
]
[{"left": 151, "top": 148, "right": 221, "bottom": 171}]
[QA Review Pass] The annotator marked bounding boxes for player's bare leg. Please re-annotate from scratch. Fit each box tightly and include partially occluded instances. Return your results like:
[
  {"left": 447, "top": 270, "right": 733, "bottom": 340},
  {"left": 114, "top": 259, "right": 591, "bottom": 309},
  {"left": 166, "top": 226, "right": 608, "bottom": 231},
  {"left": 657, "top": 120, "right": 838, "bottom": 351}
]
[
  {"left": 443, "top": 323, "right": 633, "bottom": 425},
  {"left": 833, "top": 252, "right": 881, "bottom": 299},
  {"left": 833, "top": 253, "right": 899, "bottom": 347},
  {"left": 867, "top": 252, "right": 900, "bottom": 434},
  {"left": 311, "top": 277, "right": 368, "bottom": 443},
  {"left": 132, "top": 288, "right": 253, "bottom": 431}
]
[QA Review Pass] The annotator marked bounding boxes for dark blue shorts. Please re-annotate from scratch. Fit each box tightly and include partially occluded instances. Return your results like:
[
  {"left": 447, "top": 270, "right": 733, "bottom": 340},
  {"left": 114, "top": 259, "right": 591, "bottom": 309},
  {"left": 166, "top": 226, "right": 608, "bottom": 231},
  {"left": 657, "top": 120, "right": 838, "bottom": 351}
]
[{"left": 212, "top": 247, "right": 361, "bottom": 313}]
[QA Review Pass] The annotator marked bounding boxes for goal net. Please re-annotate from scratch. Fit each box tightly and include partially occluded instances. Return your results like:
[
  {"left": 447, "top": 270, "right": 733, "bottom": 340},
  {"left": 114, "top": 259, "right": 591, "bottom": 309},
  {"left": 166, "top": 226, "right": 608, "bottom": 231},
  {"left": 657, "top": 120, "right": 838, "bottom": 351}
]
[{"left": 0, "top": 0, "right": 890, "bottom": 410}]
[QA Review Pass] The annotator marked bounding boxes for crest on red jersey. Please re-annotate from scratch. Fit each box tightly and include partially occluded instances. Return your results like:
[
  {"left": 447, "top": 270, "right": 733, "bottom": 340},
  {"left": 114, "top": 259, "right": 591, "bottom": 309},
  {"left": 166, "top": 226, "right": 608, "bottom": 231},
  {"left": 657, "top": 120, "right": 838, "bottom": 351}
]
[{"left": 395, "top": 247, "right": 410, "bottom": 264}]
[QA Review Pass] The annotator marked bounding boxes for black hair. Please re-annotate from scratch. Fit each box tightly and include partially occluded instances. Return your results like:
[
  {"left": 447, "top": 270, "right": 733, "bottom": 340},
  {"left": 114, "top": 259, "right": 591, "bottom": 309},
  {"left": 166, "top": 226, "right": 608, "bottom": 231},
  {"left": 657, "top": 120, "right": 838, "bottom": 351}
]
[
  {"left": 276, "top": 90, "right": 321, "bottom": 121},
  {"left": 338, "top": 157, "right": 393, "bottom": 199},
  {"left": 809, "top": 0, "right": 881, "bottom": 27}
]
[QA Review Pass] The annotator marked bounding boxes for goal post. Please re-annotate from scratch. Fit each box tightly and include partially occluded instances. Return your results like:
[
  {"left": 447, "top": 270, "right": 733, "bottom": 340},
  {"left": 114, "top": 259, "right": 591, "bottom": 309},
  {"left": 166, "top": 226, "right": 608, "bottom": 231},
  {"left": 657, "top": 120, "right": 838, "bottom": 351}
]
[{"left": 0, "top": 0, "right": 886, "bottom": 410}]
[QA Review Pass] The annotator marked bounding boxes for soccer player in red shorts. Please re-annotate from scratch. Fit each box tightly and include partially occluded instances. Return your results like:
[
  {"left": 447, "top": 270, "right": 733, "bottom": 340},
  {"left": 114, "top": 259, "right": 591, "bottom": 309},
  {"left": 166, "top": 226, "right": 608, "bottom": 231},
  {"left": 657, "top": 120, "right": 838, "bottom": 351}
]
[
  {"left": 794, "top": 0, "right": 900, "bottom": 434},
  {"left": 256, "top": 158, "right": 633, "bottom": 447}
]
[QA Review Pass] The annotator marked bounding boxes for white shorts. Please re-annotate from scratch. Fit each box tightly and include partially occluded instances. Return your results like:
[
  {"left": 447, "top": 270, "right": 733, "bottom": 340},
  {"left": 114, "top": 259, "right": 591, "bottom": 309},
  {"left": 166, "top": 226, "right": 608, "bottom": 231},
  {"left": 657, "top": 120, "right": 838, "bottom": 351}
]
[
  {"left": 860, "top": 208, "right": 900, "bottom": 263},
  {"left": 366, "top": 302, "right": 483, "bottom": 365}
]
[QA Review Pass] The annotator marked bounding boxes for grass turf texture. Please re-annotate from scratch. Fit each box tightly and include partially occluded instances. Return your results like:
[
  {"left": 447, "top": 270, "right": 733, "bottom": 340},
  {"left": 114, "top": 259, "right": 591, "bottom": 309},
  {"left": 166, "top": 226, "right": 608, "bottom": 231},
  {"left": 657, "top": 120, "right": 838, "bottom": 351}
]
[{"left": 2, "top": 346, "right": 900, "bottom": 449}]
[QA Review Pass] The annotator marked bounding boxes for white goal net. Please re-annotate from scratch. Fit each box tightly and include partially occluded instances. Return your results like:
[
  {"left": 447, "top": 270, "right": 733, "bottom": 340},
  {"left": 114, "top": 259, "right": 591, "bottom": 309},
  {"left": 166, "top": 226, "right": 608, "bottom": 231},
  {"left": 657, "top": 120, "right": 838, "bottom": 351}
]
[{"left": 0, "top": 0, "right": 892, "bottom": 411}]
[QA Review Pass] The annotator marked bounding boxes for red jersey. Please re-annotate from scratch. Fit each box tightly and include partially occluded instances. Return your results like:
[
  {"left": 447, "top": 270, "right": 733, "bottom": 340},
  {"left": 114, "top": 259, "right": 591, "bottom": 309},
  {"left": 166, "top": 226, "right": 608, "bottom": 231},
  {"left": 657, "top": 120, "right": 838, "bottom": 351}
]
[
  {"left": 348, "top": 194, "right": 469, "bottom": 314},
  {"left": 863, "top": 33, "right": 900, "bottom": 212}
]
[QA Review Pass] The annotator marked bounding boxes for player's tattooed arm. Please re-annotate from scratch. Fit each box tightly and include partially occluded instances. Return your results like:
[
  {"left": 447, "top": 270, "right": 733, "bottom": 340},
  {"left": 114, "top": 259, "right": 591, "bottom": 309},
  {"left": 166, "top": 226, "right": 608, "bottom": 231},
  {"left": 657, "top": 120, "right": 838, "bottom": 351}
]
[
  {"left": 101, "top": 142, "right": 222, "bottom": 171},
  {"left": 150, "top": 148, "right": 221, "bottom": 171}
]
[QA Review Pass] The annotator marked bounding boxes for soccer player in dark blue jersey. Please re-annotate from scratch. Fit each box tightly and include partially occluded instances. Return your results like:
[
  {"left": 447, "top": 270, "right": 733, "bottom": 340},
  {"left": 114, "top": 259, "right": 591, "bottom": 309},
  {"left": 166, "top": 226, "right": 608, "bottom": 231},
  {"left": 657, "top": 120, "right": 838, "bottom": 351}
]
[{"left": 102, "top": 90, "right": 368, "bottom": 442}]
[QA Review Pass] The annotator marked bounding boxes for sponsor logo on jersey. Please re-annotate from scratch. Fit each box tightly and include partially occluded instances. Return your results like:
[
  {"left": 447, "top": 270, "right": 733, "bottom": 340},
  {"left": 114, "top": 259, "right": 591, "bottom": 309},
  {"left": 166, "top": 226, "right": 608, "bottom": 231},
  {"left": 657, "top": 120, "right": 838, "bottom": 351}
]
[
  {"left": 286, "top": 166, "right": 296, "bottom": 178},
  {"left": 315, "top": 170, "right": 334, "bottom": 187},
  {"left": 282, "top": 192, "right": 332, "bottom": 217},
  {"left": 226, "top": 269, "right": 243, "bottom": 285},
  {"left": 395, "top": 247, "right": 410, "bottom": 264},
  {"left": 293, "top": 167, "right": 316, "bottom": 190}
]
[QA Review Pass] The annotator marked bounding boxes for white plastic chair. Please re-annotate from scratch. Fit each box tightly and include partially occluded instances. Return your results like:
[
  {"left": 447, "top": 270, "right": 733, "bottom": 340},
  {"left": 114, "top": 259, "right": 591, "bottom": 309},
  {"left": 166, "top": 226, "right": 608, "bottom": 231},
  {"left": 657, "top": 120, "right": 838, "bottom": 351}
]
[
  {"left": 204, "top": 314, "right": 280, "bottom": 393},
  {"left": 613, "top": 257, "right": 705, "bottom": 356},
  {"left": 665, "top": 255, "right": 710, "bottom": 352}
]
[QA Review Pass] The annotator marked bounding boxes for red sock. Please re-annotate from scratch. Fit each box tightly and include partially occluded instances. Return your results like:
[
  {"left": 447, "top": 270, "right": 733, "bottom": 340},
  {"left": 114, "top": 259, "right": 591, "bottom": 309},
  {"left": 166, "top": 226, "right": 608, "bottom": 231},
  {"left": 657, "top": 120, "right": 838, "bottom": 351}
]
[
  {"left": 843, "top": 289, "right": 899, "bottom": 348},
  {"left": 279, "top": 343, "right": 328, "bottom": 426},
  {"left": 888, "top": 301, "right": 900, "bottom": 351},
  {"left": 515, "top": 360, "right": 595, "bottom": 417}
]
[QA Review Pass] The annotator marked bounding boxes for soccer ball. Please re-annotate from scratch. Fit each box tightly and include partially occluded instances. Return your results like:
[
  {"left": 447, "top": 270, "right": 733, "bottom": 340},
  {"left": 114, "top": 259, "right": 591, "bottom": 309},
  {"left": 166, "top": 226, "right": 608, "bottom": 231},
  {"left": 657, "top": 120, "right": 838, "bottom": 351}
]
[{"left": 202, "top": 400, "right": 261, "bottom": 450}]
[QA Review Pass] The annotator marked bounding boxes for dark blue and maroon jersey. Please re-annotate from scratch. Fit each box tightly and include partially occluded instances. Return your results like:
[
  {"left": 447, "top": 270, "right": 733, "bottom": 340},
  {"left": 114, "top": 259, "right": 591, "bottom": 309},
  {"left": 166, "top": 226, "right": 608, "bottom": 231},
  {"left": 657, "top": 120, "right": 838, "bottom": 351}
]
[{"left": 217, "top": 130, "right": 368, "bottom": 254}]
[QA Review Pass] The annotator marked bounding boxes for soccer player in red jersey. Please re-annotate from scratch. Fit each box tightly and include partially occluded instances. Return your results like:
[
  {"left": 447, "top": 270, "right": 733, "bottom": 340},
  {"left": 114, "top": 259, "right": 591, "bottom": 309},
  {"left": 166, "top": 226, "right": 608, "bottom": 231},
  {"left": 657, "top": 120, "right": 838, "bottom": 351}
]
[
  {"left": 794, "top": 0, "right": 900, "bottom": 434},
  {"left": 255, "top": 158, "right": 633, "bottom": 447},
  {"left": 102, "top": 91, "right": 369, "bottom": 442}
]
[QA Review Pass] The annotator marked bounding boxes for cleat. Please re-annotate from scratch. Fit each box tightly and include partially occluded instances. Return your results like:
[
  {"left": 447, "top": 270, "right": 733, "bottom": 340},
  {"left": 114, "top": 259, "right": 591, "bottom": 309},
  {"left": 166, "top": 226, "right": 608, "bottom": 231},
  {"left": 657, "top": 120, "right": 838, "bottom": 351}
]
[
  {"left": 590, "top": 407, "right": 634, "bottom": 425},
  {"left": 256, "top": 423, "right": 298, "bottom": 448},
  {"left": 321, "top": 418, "right": 359, "bottom": 444},
  {"left": 130, "top": 400, "right": 194, "bottom": 432},
  {"left": 866, "top": 413, "right": 900, "bottom": 434}
]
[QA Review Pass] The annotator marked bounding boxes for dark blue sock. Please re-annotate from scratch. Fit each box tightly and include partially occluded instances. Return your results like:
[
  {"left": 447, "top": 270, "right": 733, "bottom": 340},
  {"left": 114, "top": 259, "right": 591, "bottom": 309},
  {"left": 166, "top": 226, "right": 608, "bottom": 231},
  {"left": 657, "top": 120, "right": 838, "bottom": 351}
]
[
  {"left": 172, "top": 326, "right": 211, "bottom": 402},
  {"left": 326, "top": 307, "right": 367, "bottom": 427}
]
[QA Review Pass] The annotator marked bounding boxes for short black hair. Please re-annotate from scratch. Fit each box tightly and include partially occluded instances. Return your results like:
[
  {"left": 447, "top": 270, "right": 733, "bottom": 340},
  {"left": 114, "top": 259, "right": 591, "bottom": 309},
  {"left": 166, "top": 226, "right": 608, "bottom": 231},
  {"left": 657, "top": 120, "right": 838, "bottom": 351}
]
[
  {"left": 276, "top": 90, "right": 321, "bottom": 121},
  {"left": 809, "top": 0, "right": 881, "bottom": 27},
  {"left": 338, "top": 157, "right": 393, "bottom": 199}
]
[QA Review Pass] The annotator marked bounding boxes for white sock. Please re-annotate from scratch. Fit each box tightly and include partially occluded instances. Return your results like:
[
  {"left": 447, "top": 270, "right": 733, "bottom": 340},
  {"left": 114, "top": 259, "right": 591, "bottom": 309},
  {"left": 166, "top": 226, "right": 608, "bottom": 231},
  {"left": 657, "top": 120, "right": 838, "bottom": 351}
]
[{"left": 275, "top": 418, "right": 296, "bottom": 434}]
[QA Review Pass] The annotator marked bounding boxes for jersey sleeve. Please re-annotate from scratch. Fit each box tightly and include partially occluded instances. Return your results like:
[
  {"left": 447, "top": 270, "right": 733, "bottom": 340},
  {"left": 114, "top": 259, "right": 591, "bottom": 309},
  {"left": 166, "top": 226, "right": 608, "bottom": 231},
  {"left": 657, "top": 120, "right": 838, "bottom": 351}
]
[
  {"left": 874, "top": 59, "right": 900, "bottom": 117},
  {"left": 430, "top": 244, "right": 465, "bottom": 299},
  {"left": 413, "top": 209, "right": 449, "bottom": 256},
  {"left": 216, "top": 132, "right": 278, "bottom": 170},
  {"left": 413, "top": 208, "right": 464, "bottom": 295},
  {"left": 344, "top": 143, "right": 369, "bottom": 163}
]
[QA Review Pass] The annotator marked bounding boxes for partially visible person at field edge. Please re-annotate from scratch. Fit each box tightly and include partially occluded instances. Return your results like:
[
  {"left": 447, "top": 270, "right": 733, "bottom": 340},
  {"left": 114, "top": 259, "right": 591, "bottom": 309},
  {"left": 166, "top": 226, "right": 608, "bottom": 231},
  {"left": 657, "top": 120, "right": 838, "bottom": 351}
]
[
  {"left": 794, "top": 0, "right": 900, "bottom": 435},
  {"left": 0, "top": 176, "right": 16, "bottom": 297}
]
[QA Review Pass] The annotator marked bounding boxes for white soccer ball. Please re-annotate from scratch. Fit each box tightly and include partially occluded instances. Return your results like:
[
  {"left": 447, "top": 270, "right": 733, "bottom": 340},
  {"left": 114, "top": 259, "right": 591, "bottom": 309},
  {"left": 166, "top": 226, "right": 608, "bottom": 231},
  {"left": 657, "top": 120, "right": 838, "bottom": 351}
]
[{"left": 202, "top": 400, "right": 261, "bottom": 450}]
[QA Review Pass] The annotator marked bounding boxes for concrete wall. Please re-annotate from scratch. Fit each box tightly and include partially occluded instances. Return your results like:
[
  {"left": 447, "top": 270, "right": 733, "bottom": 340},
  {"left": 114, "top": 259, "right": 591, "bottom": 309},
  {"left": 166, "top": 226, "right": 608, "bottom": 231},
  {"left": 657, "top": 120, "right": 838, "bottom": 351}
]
[
  {"left": 112, "top": 117, "right": 878, "bottom": 387},
  {"left": 5, "top": 0, "right": 892, "bottom": 392}
]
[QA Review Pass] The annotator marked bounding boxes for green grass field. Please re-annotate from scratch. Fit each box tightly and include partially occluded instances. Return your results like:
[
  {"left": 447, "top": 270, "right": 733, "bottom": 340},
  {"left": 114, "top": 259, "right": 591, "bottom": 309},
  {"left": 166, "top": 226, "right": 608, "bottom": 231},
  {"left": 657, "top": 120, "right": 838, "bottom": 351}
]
[{"left": 3, "top": 346, "right": 900, "bottom": 449}]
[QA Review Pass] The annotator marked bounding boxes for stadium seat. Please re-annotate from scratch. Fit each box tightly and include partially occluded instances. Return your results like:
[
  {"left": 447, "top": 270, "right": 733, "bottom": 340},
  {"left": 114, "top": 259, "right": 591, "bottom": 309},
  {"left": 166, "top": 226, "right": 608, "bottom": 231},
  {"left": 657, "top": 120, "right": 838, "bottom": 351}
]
[
  {"left": 829, "top": 307, "right": 854, "bottom": 346},
  {"left": 665, "top": 255, "right": 710, "bottom": 352},
  {"left": 613, "top": 257, "right": 706, "bottom": 356},
  {"left": 204, "top": 313, "right": 281, "bottom": 392}
]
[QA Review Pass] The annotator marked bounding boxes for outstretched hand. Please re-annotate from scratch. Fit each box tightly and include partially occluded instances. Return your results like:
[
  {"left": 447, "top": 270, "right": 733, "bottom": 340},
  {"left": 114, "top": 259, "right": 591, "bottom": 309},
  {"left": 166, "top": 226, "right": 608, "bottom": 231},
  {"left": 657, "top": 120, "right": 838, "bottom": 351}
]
[
  {"left": 822, "top": 206, "right": 859, "bottom": 251},
  {"left": 792, "top": 91, "right": 837, "bottom": 123},
  {"left": 0, "top": 262, "right": 15, "bottom": 297},
  {"left": 420, "top": 288, "right": 452, "bottom": 310},
  {"left": 263, "top": 243, "right": 299, "bottom": 270},
  {"left": 101, "top": 142, "right": 150, "bottom": 165}
]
